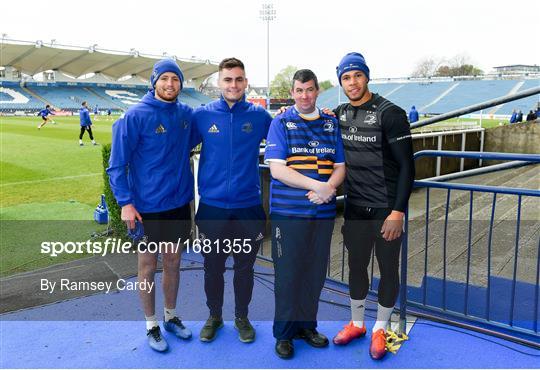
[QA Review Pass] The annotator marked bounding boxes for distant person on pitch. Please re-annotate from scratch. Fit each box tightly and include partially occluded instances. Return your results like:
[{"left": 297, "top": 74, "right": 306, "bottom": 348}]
[
  {"left": 509, "top": 109, "right": 517, "bottom": 124},
  {"left": 37, "top": 104, "right": 56, "bottom": 129},
  {"left": 79, "top": 101, "right": 97, "bottom": 146},
  {"left": 516, "top": 110, "right": 523, "bottom": 122},
  {"left": 408, "top": 106, "right": 419, "bottom": 123},
  {"left": 93, "top": 105, "right": 99, "bottom": 121}
]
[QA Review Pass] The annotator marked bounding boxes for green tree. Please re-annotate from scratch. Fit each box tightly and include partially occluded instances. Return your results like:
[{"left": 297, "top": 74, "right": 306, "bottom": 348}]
[
  {"left": 319, "top": 80, "right": 334, "bottom": 92},
  {"left": 435, "top": 64, "right": 483, "bottom": 77},
  {"left": 269, "top": 65, "right": 297, "bottom": 98}
]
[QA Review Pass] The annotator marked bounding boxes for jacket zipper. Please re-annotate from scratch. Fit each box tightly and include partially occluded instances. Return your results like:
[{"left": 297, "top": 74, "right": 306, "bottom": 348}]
[{"left": 227, "top": 109, "right": 233, "bottom": 205}]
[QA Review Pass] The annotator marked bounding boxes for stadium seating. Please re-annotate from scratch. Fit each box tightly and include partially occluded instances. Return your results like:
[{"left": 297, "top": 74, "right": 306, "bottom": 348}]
[
  {"left": 89, "top": 87, "right": 146, "bottom": 110},
  {"left": 25, "top": 85, "right": 113, "bottom": 111},
  {"left": 0, "top": 85, "right": 43, "bottom": 111},
  {"left": 317, "top": 78, "right": 539, "bottom": 115},
  {"left": 507, "top": 79, "right": 540, "bottom": 115},
  {"left": 427, "top": 80, "right": 518, "bottom": 114},
  {"left": 2, "top": 79, "right": 536, "bottom": 116},
  {"left": 0, "top": 83, "right": 213, "bottom": 114}
]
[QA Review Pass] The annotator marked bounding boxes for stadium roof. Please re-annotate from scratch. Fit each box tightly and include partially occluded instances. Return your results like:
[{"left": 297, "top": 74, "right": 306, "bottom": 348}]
[{"left": 0, "top": 39, "right": 218, "bottom": 83}]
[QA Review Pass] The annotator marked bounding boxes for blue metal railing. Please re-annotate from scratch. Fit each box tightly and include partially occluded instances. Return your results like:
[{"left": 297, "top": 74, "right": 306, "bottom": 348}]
[
  {"left": 400, "top": 150, "right": 540, "bottom": 346},
  {"left": 257, "top": 150, "right": 539, "bottom": 347}
]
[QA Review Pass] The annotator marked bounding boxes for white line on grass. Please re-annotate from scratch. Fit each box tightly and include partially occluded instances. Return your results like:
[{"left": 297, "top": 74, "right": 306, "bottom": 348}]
[{"left": 0, "top": 173, "right": 101, "bottom": 187}]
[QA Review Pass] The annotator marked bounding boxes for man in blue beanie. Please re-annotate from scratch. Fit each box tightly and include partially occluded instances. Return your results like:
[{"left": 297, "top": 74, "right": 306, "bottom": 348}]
[
  {"left": 107, "top": 58, "right": 195, "bottom": 352},
  {"left": 332, "top": 52, "right": 415, "bottom": 360},
  {"left": 192, "top": 57, "right": 272, "bottom": 344}
]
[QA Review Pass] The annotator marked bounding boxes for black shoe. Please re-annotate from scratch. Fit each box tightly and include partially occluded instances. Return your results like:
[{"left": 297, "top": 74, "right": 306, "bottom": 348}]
[
  {"left": 275, "top": 339, "right": 294, "bottom": 359},
  {"left": 296, "top": 328, "right": 329, "bottom": 348},
  {"left": 199, "top": 316, "right": 223, "bottom": 342},
  {"left": 234, "top": 317, "right": 255, "bottom": 343}
]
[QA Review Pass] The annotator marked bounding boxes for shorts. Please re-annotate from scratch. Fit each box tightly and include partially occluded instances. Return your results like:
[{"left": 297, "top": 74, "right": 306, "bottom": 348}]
[{"left": 138, "top": 204, "right": 192, "bottom": 250}]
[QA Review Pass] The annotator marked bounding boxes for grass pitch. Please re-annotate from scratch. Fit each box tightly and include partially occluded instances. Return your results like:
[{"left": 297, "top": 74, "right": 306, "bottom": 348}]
[{"left": 1, "top": 115, "right": 115, "bottom": 275}]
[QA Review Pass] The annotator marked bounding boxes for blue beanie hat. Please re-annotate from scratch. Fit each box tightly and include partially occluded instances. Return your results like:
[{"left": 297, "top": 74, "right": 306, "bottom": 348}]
[
  {"left": 336, "top": 52, "right": 370, "bottom": 85},
  {"left": 150, "top": 59, "right": 184, "bottom": 88}
]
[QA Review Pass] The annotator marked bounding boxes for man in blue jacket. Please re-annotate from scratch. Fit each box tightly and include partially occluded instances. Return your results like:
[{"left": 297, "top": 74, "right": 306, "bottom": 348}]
[
  {"left": 509, "top": 109, "right": 517, "bottom": 123},
  {"left": 408, "top": 105, "right": 419, "bottom": 123},
  {"left": 192, "top": 57, "right": 272, "bottom": 343},
  {"left": 107, "top": 59, "right": 195, "bottom": 352},
  {"left": 79, "top": 101, "right": 97, "bottom": 146}
]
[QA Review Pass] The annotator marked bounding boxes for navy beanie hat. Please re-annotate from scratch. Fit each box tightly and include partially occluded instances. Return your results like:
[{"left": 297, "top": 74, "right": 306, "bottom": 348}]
[
  {"left": 336, "top": 52, "right": 370, "bottom": 85},
  {"left": 150, "top": 59, "right": 184, "bottom": 88}
]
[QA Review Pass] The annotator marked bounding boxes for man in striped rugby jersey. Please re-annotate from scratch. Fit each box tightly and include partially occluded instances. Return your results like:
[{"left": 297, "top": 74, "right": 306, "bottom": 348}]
[{"left": 265, "top": 69, "right": 346, "bottom": 359}]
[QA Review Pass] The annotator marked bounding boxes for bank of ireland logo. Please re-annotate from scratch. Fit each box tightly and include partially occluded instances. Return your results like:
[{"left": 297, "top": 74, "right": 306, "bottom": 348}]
[
  {"left": 275, "top": 227, "right": 281, "bottom": 239},
  {"left": 308, "top": 140, "right": 319, "bottom": 148},
  {"left": 364, "top": 113, "right": 377, "bottom": 125},
  {"left": 349, "top": 126, "right": 358, "bottom": 133},
  {"left": 286, "top": 121, "right": 297, "bottom": 130},
  {"left": 242, "top": 122, "right": 253, "bottom": 133}
]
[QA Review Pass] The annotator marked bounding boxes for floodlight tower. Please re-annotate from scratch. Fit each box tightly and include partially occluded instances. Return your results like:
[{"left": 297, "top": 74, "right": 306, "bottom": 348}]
[{"left": 259, "top": 2, "right": 276, "bottom": 110}]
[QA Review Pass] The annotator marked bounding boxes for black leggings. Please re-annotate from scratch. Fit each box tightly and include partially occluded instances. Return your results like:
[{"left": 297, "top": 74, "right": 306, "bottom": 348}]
[
  {"left": 79, "top": 126, "right": 94, "bottom": 140},
  {"left": 342, "top": 203, "right": 402, "bottom": 308}
]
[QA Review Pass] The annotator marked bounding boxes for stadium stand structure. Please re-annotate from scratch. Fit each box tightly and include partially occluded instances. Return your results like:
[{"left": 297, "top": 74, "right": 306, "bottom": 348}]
[
  {"left": 0, "top": 82, "right": 43, "bottom": 110},
  {"left": 318, "top": 78, "right": 540, "bottom": 116},
  {"left": 1, "top": 39, "right": 538, "bottom": 116},
  {"left": 0, "top": 82, "right": 212, "bottom": 113},
  {"left": 0, "top": 39, "right": 218, "bottom": 114}
]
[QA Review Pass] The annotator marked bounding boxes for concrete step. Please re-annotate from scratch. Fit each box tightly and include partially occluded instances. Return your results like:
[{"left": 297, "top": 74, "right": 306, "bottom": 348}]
[
  {"left": 408, "top": 164, "right": 538, "bottom": 221},
  {"left": 404, "top": 164, "right": 539, "bottom": 286}
]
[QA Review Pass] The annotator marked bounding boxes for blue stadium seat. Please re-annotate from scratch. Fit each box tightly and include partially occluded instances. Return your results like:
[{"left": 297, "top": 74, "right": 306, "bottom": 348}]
[
  {"left": 317, "top": 79, "right": 539, "bottom": 115},
  {"left": 0, "top": 85, "right": 43, "bottom": 110}
]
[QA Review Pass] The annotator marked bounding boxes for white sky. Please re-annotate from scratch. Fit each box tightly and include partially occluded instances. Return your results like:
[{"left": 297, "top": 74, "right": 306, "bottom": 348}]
[{"left": 2, "top": 0, "right": 539, "bottom": 86}]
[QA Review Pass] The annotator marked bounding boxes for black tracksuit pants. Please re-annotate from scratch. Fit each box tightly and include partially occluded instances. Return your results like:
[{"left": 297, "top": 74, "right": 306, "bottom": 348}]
[{"left": 271, "top": 214, "right": 334, "bottom": 340}]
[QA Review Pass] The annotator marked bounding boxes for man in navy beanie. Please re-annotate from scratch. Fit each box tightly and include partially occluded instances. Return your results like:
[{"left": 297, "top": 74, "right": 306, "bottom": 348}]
[
  {"left": 332, "top": 52, "right": 415, "bottom": 360},
  {"left": 107, "top": 59, "right": 196, "bottom": 352}
]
